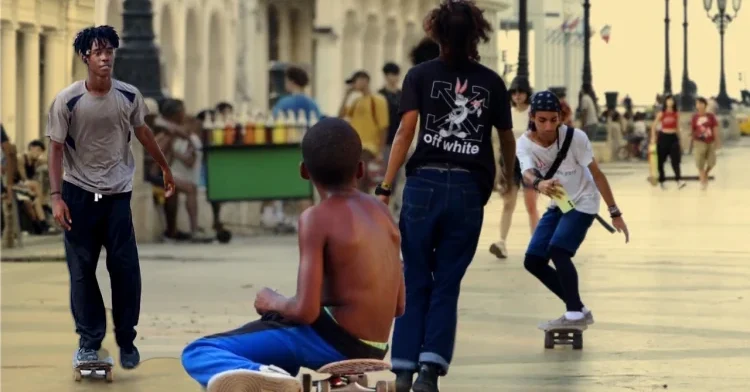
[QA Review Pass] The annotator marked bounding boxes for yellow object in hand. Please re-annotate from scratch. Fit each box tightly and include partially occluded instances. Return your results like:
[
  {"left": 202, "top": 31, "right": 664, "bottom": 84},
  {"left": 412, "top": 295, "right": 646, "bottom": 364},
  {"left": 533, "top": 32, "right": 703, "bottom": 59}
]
[{"left": 550, "top": 185, "right": 575, "bottom": 213}]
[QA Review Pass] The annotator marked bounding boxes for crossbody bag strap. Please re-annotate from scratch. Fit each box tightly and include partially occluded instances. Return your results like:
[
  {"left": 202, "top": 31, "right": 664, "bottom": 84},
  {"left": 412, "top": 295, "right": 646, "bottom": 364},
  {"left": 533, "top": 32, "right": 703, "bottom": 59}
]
[{"left": 543, "top": 125, "right": 575, "bottom": 180}]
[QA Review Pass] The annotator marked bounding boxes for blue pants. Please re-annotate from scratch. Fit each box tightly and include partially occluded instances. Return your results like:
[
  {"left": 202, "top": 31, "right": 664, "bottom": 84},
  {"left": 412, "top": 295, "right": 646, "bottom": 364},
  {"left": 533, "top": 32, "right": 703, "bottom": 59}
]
[
  {"left": 524, "top": 207, "right": 595, "bottom": 311},
  {"left": 391, "top": 168, "right": 484, "bottom": 375},
  {"left": 182, "top": 311, "right": 387, "bottom": 387},
  {"left": 63, "top": 181, "right": 141, "bottom": 350}
]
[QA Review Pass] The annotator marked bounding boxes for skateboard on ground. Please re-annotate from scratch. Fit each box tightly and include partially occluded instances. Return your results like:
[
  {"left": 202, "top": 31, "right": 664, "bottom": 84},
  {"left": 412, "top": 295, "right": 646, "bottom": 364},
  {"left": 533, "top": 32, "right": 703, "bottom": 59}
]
[
  {"left": 73, "top": 348, "right": 114, "bottom": 382},
  {"left": 302, "top": 359, "right": 396, "bottom": 392},
  {"left": 543, "top": 327, "right": 585, "bottom": 350},
  {"left": 647, "top": 143, "right": 658, "bottom": 186}
]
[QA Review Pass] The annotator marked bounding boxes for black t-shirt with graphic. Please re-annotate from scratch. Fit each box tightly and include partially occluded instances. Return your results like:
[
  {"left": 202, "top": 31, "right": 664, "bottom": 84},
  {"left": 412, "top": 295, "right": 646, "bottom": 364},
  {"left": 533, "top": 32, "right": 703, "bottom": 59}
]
[{"left": 399, "top": 59, "right": 513, "bottom": 203}]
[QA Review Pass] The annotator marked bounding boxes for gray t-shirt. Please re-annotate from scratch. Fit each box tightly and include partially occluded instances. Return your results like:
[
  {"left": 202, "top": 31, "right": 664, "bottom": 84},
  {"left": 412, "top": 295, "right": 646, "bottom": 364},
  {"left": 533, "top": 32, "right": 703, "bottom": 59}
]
[{"left": 46, "top": 79, "right": 148, "bottom": 194}]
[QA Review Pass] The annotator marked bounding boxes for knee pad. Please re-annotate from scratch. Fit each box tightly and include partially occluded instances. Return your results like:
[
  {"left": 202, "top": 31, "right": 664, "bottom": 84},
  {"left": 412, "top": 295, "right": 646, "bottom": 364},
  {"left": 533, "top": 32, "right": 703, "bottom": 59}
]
[{"left": 523, "top": 254, "right": 547, "bottom": 274}]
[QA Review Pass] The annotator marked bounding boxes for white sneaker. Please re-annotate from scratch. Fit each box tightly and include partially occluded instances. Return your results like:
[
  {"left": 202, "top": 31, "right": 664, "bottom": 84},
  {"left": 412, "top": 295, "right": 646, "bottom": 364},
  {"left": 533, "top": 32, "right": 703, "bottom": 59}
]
[
  {"left": 207, "top": 366, "right": 301, "bottom": 392},
  {"left": 489, "top": 241, "right": 508, "bottom": 259}
]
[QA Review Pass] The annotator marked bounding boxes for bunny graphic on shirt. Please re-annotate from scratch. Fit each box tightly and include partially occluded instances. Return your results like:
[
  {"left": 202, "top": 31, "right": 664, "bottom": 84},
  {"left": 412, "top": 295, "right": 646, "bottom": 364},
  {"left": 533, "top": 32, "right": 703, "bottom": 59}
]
[{"left": 439, "top": 78, "right": 485, "bottom": 139}]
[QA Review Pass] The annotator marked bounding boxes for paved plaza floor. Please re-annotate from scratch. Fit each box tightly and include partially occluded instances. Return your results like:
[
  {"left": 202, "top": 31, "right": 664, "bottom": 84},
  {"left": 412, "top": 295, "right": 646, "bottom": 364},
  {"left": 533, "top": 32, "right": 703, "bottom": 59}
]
[{"left": 3, "top": 140, "right": 750, "bottom": 391}]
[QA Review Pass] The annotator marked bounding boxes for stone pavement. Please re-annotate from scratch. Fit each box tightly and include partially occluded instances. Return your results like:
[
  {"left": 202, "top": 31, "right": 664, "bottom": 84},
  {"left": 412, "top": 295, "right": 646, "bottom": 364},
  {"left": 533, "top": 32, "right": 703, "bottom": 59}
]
[{"left": 2, "top": 139, "right": 750, "bottom": 391}]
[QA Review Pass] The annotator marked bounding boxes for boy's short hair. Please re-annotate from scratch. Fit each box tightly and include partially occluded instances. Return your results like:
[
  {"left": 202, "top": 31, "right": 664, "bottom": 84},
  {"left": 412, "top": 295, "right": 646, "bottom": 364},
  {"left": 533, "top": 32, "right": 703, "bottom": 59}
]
[
  {"left": 302, "top": 118, "right": 362, "bottom": 188},
  {"left": 285, "top": 66, "right": 310, "bottom": 88},
  {"left": 382, "top": 62, "right": 400, "bottom": 75},
  {"left": 696, "top": 96, "right": 708, "bottom": 106},
  {"left": 28, "top": 139, "right": 45, "bottom": 150}
]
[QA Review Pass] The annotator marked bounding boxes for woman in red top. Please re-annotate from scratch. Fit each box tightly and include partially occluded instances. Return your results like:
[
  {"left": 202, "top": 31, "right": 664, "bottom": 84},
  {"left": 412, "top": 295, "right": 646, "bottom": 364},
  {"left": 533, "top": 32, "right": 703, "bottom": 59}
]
[{"left": 650, "top": 94, "right": 686, "bottom": 189}]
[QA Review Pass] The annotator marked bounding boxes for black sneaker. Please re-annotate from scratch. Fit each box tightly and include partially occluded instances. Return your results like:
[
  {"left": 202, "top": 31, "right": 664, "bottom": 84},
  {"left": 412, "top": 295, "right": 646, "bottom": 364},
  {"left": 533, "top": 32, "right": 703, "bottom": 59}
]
[
  {"left": 412, "top": 363, "right": 440, "bottom": 392},
  {"left": 395, "top": 370, "right": 414, "bottom": 392},
  {"left": 75, "top": 347, "right": 99, "bottom": 363},
  {"left": 119, "top": 345, "right": 140, "bottom": 370}
]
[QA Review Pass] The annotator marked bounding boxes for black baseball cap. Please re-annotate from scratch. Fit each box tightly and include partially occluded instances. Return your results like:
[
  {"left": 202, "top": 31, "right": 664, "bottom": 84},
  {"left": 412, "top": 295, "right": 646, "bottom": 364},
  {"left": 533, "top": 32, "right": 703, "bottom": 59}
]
[{"left": 345, "top": 70, "right": 370, "bottom": 84}]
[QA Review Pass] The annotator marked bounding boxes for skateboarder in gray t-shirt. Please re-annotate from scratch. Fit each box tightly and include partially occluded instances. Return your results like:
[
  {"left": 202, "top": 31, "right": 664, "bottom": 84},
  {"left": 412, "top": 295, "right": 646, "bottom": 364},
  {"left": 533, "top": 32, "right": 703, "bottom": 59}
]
[{"left": 46, "top": 25, "right": 175, "bottom": 370}]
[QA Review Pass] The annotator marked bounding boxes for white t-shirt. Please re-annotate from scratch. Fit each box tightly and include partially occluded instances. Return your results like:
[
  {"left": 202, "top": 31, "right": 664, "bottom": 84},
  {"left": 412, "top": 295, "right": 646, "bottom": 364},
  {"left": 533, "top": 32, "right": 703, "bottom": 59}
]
[
  {"left": 516, "top": 126, "right": 601, "bottom": 215},
  {"left": 171, "top": 134, "right": 203, "bottom": 185},
  {"left": 511, "top": 105, "right": 531, "bottom": 139},
  {"left": 580, "top": 94, "right": 598, "bottom": 126}
]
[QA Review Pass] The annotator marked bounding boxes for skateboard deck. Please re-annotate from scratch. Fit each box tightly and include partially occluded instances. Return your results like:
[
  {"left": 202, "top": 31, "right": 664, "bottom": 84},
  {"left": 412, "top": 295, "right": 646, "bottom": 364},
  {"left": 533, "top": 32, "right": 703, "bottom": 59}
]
[
  {"left": 648, "top": 143, "right": 658, "bottom": 186},
  {"left": 302, "top": 359, "right": 396, "bottom": 392},
  {"left": 543, "top": 327, "right": 585, "bottom": 350},
  {"left": 73, "top": 348, "right": 114, "bottom": 382},
  {"left": 550, "top": 186, "right": 575, "bottom": 213}
]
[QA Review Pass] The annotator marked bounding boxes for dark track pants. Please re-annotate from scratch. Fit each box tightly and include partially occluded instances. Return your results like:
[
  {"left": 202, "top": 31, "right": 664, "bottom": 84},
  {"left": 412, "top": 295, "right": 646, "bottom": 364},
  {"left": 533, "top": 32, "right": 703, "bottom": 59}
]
[{"left": 63, "top": 181, "right": 141, "bottom": 350}]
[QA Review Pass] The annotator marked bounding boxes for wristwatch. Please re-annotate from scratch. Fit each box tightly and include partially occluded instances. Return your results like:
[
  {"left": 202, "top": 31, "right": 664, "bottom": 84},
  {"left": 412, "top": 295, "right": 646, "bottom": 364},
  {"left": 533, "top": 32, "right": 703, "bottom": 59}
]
[
  {"left": 608, "top": 205, "right": 622, "bottom": 218},
  {"left": 374, "top": 182, "right": 392, "bottom": 196}
]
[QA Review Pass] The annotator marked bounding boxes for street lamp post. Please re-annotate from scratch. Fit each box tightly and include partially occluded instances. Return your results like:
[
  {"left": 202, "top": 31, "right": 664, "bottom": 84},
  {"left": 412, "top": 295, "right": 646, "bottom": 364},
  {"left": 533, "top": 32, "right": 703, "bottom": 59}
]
[
  {"left": 112, "top": 0, "right": 164, "bottom": 102},
  {"left": 516, "top": 0, "right": 530, "bottom": 84},
  {"left": 704, "top": 0, "right": 742, "bottom": 111},
  {"left": 679, "top": 0, "right": 694, "bottom": 111},
  {"left": 581, "top": 0, "right": 593, "bottom": 91},
  {"left": 663, "top": 0, "right": 673, "bottom": 96}
]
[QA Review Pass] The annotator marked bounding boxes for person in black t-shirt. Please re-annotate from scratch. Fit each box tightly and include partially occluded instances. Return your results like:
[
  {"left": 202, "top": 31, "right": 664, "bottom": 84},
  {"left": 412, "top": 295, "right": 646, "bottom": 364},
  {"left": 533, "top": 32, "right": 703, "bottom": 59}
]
[{"left": 373, "top": 1, "right": 516, "bottom": 391}]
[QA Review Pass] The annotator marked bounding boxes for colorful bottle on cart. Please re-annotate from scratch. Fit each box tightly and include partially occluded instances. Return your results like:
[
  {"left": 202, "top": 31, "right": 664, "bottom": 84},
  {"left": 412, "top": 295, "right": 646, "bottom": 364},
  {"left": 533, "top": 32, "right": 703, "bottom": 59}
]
[
  {"left": 272, "top": 112, "right": 287, "bottom": 144},
  {"left": 255, "top": 111, "right": 266, "bottom": 144},
  {"left": 264, "top": 113, "right": 275, "bottom": 145},
  {"left": 285, "top": 110, "right": 297, "bottom": 142},
  {"left": 296, "top": 109, "right": 308, "bottom": 141},
  {"left": 309, "top": 112, "right": 319, "bottom": 129},
  {"left": 243, "top": 110, "right": 255, "bottom": 145},
  {"left": 212, "top": 115, "right": 225, "bottom": 146},
  {"left": 224, "top": 116, "right": 236, "bottom": 145}
]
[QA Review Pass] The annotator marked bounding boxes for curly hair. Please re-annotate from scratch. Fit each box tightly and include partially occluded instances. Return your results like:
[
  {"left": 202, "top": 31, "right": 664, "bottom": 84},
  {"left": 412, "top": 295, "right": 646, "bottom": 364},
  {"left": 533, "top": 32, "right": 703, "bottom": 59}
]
[
  {"left": 409, "top": 37, "right": 440, "bottom": 65},
  {"left": 73, "top": 25, "right": 119, "bottom": 59},
  {"left": 424, "top": 0, "right": 493, "bottom": 66}
]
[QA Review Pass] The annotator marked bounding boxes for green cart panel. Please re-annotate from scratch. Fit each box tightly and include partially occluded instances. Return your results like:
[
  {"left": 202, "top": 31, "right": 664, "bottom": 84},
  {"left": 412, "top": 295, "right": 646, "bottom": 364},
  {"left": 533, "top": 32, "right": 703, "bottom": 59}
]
[{"left": 205, "top": 144, "right": 312, "bottom": 202}]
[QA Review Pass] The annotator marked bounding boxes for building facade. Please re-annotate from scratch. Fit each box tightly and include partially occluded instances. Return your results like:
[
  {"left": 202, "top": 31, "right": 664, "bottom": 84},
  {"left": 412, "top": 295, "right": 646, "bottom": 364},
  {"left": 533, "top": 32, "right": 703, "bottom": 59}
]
[{"left": 1, "top": 0, "right": 97, "bottom": 148}]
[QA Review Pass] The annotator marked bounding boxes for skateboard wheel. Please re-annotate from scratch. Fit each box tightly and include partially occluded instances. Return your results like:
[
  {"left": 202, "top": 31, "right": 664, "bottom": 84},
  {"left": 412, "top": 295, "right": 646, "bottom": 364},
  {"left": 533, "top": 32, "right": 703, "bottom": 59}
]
[
  {"left": 376, "top": 380, "right": 395, "bottom": 392},
  {"left": 74, "top": 370, "right": 82, "bottom": 381},
  {"left": 573, "top": 333, "right": 583, "bottom": 350},
  {"left": 105, "top": 370, "right": 114, "bottom": 382},
  {"left": 318, "top": 380, "right": 330, "bottom": 392},
  {"left": 544, "top": 332, "right": 554, "bottom": 349},
  {"left": 302, "top": 374, "right": 312, "bottom": 392}
]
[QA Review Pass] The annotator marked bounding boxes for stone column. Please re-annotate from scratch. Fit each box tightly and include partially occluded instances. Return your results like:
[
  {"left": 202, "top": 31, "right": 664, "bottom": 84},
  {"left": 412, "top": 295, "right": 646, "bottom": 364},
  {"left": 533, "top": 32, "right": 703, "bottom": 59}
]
[
  {"left": 476, "top": 0, "right": 502, "bottom": 72},
  {"left": 1, "top": 21, "right": 18, "bottom": 141},
  {"left": 22, "top": 25, "right": 41, "bottom": 146},
  {"left": 43, "top": 29, "right": 65, "bottom": 132}
]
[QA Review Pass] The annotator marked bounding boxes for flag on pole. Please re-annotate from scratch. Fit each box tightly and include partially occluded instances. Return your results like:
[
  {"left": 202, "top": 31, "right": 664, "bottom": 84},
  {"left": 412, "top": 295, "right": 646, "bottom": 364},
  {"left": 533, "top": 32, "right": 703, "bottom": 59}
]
[
  {"left": 567, "top": 17, "right": 580, "bottom": 32},
  {"left": 600, "top": 25, "right": 612, "bottom": 43}
]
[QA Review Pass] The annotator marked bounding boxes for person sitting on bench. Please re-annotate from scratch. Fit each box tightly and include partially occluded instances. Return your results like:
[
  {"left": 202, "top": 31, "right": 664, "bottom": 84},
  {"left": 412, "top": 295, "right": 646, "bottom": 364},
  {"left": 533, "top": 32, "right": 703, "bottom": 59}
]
[{"left": 181, "top": 117, "right": 405, "bottom": 391}]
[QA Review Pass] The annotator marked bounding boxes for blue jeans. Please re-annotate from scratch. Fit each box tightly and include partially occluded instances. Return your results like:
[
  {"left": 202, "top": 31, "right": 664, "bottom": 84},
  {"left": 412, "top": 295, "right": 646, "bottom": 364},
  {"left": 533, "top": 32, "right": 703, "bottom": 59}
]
[
  {"left": 182, "top": 311, "right": 386, "bottom": 387},
  {"left": 524, "top": 207, "right": 595, "bottom": 311},
  {"left": 391, "top": 168, "right": 484, "bottom": 375}
]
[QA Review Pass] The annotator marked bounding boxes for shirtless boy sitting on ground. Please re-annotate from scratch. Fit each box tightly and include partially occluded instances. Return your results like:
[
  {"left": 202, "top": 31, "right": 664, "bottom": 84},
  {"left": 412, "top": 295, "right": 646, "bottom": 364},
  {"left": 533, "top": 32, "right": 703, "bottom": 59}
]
[{"left": 182, "top": 117, "right": 405, "bottom": 392}]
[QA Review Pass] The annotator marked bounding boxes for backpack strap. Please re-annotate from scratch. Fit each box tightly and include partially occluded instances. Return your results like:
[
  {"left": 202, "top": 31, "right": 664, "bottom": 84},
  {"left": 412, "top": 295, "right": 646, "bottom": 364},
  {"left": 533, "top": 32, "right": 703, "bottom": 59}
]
[{"left": 543, "top": 125, "right": 575, "bottom": 180}]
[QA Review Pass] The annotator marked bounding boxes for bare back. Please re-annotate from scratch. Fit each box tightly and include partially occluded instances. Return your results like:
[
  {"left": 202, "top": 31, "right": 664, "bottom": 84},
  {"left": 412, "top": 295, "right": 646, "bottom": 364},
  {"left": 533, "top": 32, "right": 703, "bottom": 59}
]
[{"left": 312, "top": 191, "right": 402, "bottom": 343}]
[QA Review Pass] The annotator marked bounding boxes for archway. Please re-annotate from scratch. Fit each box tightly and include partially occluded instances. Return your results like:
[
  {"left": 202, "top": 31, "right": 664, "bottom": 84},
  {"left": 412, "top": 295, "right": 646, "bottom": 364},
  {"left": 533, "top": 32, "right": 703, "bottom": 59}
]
[
  {"left": 207, "top": 11, "right": 224, "bottom": 107},
  {"left": 383, "top": 16, "right": 399, "bottom": 64},
  {"left": 184, "top": 9, "right": 201, "bottom": 113},
  {"left": 159, "top": 5, "right": 175, "bottom": 95},
  {"left": 106, "top": 0, "right": 123, "bottom": 34},
  {"left": 362, "top": 15, "right": 380, "bottom": 80},
  {"left": 402, "top": 21, "right": 417, "bottom": 67},
  {"left": 342, "top": 10, "right": 358, "bottom": 75}
]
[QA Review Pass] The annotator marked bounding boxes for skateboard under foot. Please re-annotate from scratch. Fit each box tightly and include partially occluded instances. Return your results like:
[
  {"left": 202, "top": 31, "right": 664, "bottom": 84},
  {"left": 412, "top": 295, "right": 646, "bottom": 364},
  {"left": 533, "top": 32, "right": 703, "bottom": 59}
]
[
  {"left": 73, "top": 349, "right": 114, "bottom": 382},
  {"left": 302, "top": 359, "right": 396, "bottom": 392},
  {"left": 543, "top": 328, "right": 584, "bottom": 350}
]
